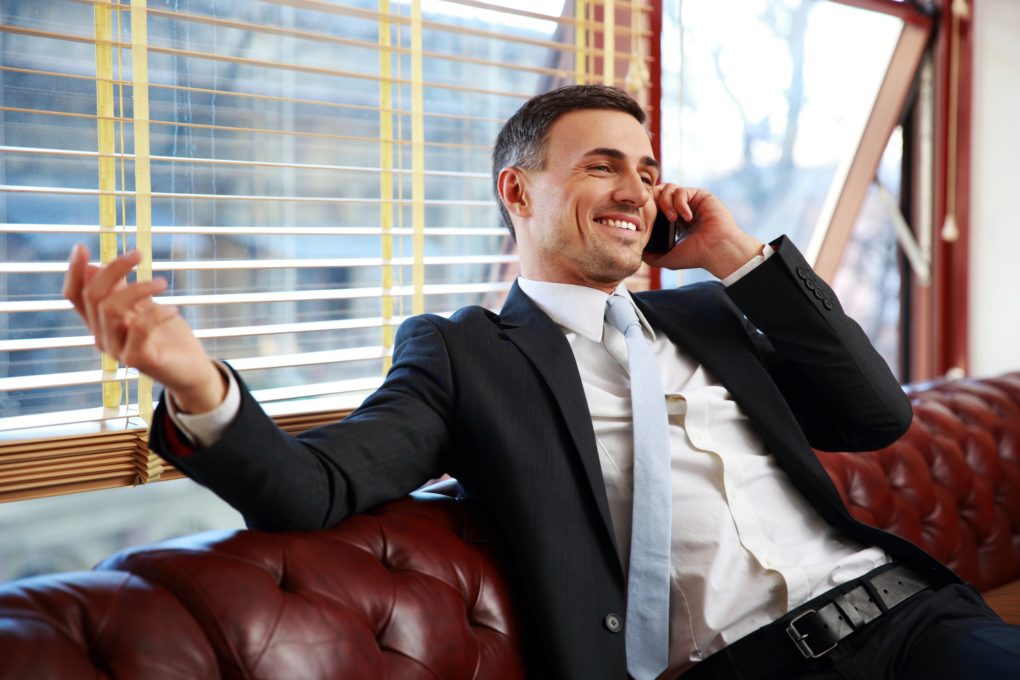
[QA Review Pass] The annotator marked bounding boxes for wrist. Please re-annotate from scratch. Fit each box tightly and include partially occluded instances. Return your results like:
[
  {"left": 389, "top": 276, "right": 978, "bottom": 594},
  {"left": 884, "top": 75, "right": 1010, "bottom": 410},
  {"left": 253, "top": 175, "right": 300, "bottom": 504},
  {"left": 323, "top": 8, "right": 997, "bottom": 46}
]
[
  {"left": 705, "top": 234, "right": 765, "bottom": 280},
  {"left": 170, "top": 361, "right": 228, "bottom": 414}
]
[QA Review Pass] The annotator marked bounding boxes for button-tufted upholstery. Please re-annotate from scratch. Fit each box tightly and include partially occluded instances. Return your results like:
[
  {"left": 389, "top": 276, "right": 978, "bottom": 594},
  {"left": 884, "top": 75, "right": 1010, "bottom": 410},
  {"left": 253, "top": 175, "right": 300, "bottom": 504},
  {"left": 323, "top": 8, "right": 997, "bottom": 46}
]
[
  {"left": 815, "top": 373, "right": 1020, "bottom": 596},
  {"left": 0, "top": 373, "right": 1018, "bottom": 678},
  {"left": 0, "top": 571, "right": 218, "bottom": 677},
  {"left": 0, "top": 483, "right": 525, "bottom": 680}
]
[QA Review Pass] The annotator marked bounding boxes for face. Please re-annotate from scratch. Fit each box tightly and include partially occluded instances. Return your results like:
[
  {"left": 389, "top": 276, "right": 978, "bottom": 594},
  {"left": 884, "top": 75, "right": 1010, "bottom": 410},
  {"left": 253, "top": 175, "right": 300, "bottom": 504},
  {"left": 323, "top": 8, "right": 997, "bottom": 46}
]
[{"left": 510, "top": 109, "right": 658, "bottom": 291}]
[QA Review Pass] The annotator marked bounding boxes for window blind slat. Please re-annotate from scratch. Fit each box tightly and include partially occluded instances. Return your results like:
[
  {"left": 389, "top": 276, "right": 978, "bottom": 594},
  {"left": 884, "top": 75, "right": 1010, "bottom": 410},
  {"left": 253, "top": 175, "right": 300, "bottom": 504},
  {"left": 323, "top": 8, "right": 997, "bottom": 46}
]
[
  {"left": 0, "top": 109, "right": 496, "bottom": 149},
  {"left": 0, "top": 65, "right": 520, "bottom": 125},
  {"left": 0, "top": 368, "right": 137, "bottom": 392},
  {"left": 250, "top": 377, "right": 384, "bottom": 404},
  {"left": 0, "top": 145, "right": 493, "bottom": 179},
  {"left": 0, "top": 346, "right": 388, "bottom": 393},
  {"left": 0, "top": 282, "right": 512, "bottom": 313},
  {"left": 227, "top": 346, "right": 389, "bottom": 372},
  {"left": 1, "top": 313, "right": 469, "bottom": 354},
  {"left": 0, "top": 65, "right": 514, "bottom": 125},
  {"left": 0, "top": 409, "right": 147, "bottom": 440},
  {"left": 0, "top": 184, "right": 496, "bottom": 205},
  {"left": 0, "top": 224, "right": 508, "bottom": 237},
  {"left": 1, "top": 255, "right": 518, "bottom": 274}
]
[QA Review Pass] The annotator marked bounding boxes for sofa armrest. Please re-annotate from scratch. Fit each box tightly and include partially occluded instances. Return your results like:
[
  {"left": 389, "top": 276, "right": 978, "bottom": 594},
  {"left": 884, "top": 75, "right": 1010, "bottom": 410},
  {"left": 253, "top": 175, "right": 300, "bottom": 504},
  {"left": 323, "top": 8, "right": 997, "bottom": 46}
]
[
  {"left": 94, "top": 487, "right": 525, "bottom": 679},
  {"left": 0, "top": 571, "right": 217, "bottom": 677}
]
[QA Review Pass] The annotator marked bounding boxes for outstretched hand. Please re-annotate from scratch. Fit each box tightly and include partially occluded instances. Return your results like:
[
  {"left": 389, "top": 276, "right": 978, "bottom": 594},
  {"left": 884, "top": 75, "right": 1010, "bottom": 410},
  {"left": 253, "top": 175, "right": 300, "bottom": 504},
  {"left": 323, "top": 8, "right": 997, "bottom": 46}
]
[
  {"left": 644, "top": 184, "right": 764, "bottom": 280},
  {"left": 63, "top": 245, "right": 225, "bottom": 413}
]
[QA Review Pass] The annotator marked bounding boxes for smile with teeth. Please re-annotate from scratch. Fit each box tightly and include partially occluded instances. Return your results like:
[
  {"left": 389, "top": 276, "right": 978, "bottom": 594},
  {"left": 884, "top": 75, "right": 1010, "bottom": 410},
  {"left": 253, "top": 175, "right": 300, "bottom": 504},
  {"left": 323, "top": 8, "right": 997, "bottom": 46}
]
[{"left": 594, "top": 217, "right": 638, "bottom": 231}]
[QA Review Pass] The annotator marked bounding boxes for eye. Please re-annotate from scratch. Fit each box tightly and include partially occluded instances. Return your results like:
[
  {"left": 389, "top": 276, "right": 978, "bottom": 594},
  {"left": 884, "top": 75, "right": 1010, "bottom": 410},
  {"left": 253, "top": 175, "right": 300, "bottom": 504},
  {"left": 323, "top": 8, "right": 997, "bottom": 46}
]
[
  {"left": 589, "top": 164, "right": 613, "bottom": 173},
  {"left": 641, "top": 175, "right": 654, "bottom": 186}
]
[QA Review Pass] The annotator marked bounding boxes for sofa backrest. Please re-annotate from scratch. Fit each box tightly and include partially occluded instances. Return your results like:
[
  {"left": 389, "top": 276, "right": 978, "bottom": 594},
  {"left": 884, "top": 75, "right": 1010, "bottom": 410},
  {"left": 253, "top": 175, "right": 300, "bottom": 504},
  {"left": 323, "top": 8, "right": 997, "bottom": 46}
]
[{"left": 815, "top": 373, "right": 1020, "bottom": 591}]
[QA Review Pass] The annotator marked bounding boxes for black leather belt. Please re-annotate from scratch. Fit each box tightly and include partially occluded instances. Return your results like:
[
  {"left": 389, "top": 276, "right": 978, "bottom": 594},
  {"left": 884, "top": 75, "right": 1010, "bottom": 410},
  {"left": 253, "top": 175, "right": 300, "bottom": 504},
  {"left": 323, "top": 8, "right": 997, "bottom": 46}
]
[
  {"left": 783, "top": 564, "right": 931, "bottom": 659},
  {"left": 682, "top": 564, "right": 935, "bottom": 680}
]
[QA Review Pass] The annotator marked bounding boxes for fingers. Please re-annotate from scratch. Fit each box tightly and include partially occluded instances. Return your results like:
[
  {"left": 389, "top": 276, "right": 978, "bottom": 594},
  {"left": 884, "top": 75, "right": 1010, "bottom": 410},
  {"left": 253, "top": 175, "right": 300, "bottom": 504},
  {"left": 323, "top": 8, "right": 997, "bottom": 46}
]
[
  {"left": 84, "top": 250, "right": 142, "bottom": 308},
  {"left": 119, "top": 303, "right": 181, "bottom": 369},
  {"left": 63, "top": 244, "right": 94, "bottom": 315},
  {"left": 655, "top": 183, "right": 694, "bottom": 223},
  {"left": 75, "top": 248, "right": 141, "bottom": 340},
  {"left": 95, "top": 278, "right": 169, "bottom": 358}
]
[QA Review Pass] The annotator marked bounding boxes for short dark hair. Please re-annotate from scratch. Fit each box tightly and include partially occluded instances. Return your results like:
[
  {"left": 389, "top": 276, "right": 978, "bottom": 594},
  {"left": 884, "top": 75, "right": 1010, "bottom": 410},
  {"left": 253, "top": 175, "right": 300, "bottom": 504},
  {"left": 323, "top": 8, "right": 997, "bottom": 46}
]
[{"left": 491, "top": 85, "right": 646, "bottom": 240}]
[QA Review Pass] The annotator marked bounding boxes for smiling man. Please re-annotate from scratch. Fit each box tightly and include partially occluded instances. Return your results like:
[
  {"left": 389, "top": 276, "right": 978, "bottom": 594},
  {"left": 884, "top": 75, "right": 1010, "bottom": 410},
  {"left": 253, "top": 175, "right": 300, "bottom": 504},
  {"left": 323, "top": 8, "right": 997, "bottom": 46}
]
[{"left": 64, "top": 85, "right": 1020, "bottom": 679}]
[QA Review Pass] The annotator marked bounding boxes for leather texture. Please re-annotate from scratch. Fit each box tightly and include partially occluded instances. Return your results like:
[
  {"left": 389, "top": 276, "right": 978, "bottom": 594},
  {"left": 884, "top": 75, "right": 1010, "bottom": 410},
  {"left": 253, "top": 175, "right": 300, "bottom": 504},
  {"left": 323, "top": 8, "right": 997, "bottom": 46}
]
[
  {"left": 0, "top": 373, "right": 1018, "bottom": 678},
  {"left": 0, "top": 483, "right": 524, "bottom": 680},
  {"left": 817, "top": 373, "right": 1020, "bottom": 590},
  {"left": 784, "top": 565, "right": 932, "bottom": 659}
]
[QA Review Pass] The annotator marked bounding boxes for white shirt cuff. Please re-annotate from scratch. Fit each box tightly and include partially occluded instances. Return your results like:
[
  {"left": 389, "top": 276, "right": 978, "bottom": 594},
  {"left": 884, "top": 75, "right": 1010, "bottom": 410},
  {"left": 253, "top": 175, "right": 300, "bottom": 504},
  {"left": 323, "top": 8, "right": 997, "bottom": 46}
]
[
  {"left": 721, "top": 243, "right": 775, "bottom": 286},
  {"left": 165, "top": 361, "right": 240, "bottom": 449}
]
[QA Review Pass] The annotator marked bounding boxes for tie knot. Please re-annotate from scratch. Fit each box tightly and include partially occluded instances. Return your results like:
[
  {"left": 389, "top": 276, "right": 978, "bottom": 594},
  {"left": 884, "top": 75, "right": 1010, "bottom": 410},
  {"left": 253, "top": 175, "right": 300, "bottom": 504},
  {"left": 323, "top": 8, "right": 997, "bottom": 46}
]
[{"left": 605, "top": 294, "right": 642, "bottom": 336}]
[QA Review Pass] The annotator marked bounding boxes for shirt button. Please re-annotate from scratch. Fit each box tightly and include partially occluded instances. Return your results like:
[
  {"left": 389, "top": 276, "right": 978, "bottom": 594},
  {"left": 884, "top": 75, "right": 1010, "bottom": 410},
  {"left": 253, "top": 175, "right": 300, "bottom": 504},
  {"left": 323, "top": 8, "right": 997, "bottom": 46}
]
[{"left": 604, "top": 613, "right": 623, "bottom": 633}]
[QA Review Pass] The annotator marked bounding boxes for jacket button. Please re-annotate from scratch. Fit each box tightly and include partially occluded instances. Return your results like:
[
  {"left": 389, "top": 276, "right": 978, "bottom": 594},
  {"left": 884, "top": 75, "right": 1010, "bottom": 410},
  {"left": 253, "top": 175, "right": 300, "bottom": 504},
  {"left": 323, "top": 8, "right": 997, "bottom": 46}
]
[
  {"left": 823, "top": 298, "right": 834, "bottom": 310},
  {"left": 604, "top": 613, "right": 623, "bottom": 633},
  {"left": 804, "top": 278, "right": 816, "bottom": 290},
  {"left": 796, "top": 267, "right": 808, "bottom": 279},
  {"left": 813, "top": 288, "right": 825, "bottom": 300}
]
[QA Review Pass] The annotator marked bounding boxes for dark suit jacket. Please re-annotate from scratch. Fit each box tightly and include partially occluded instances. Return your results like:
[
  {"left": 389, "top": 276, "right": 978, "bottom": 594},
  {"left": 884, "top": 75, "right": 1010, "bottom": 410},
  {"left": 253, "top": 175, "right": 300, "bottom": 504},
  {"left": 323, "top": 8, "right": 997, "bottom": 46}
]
[{"left": 152, "top": 237, "right": 961, "bottom": 679}]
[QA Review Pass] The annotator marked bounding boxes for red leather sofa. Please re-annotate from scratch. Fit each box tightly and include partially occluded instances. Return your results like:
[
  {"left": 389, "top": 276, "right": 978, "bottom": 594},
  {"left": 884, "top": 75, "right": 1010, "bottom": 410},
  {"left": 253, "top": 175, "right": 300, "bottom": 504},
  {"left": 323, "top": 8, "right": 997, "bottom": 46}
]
[{"left": 1, "top": 373, "right": 1018, "bottom": 679}]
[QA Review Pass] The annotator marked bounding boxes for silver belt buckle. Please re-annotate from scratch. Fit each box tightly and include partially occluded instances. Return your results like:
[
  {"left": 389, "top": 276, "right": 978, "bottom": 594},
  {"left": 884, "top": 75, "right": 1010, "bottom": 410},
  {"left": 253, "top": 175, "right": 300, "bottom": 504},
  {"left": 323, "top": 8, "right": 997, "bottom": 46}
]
[{"left": 786, "top": 609, "right": 838, "bottom": 659}]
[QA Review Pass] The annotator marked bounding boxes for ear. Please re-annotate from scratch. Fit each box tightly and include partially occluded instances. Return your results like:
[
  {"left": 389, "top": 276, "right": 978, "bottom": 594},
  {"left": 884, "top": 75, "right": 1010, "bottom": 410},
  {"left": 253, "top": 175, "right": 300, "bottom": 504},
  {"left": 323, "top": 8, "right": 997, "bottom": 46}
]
[{"left": 497, "top": 167, "right": 532, "bottom": 219}]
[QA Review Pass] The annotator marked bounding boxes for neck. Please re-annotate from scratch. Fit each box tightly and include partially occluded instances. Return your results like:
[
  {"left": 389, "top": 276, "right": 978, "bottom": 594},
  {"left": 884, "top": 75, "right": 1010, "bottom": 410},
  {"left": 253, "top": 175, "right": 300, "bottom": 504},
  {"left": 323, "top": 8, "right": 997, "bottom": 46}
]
[{"left": 518, "top": 267, "right": 621, "bottom": 295}]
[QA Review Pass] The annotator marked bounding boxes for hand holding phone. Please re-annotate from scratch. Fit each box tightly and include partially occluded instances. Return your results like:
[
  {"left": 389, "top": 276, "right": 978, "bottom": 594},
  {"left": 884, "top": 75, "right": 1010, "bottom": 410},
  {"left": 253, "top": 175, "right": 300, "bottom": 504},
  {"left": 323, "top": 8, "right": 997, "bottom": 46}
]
[
  {"left": 643, "top": 211, "right": 690, "bottom": 255},
  {"left": 643, "top": 187, "right": 764, "bottom": 278}
]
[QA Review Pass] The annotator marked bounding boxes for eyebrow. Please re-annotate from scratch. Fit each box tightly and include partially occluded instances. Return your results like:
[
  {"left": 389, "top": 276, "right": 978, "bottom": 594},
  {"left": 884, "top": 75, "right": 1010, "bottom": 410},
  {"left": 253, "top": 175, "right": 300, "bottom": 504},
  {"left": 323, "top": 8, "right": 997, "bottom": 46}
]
[{"left": 582, "top": 147, "right": 659, "bottom": 171}]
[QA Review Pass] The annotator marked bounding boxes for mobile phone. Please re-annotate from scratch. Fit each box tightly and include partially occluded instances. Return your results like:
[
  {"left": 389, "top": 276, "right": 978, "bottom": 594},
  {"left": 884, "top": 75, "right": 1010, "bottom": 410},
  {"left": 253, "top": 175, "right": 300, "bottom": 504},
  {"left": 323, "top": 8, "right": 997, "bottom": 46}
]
[{"left": 643, "top": 211, "right": 688, "bottom": 254}]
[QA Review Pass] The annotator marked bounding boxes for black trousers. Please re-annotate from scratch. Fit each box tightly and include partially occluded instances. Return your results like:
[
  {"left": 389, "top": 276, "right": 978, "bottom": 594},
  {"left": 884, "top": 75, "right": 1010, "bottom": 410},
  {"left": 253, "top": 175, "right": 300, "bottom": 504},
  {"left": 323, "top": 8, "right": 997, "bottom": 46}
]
[{"left": 682, "top": 583, "right": 1020, "bottom": 680}]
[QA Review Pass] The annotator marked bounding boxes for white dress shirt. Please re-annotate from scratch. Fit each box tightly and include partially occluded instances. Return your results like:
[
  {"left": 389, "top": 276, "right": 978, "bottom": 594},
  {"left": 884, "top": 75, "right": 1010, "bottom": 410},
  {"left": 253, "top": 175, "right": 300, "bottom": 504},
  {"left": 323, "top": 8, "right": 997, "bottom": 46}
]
[
  {"left": 517, "top": 273, "right": 889, "bottom": 678},
  {"left": 171, "top": 255, "right": 889, "bottom": 676}
]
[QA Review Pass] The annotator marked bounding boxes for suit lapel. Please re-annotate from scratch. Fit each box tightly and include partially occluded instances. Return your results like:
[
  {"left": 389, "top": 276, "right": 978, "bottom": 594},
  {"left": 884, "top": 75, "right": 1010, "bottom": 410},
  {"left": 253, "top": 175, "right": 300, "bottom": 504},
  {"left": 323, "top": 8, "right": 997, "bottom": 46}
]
[
  {"left": 499, "top": 283, "right": 619, "bottom": 556},
  {"left": 632, "top": 290, "right": 763, "bottom": 401},
  {"left": 634, "top": 291, "right": 850, "bottom": 519},
  {"left": 632, "top": 291, "right": 795, "bottom": 451}
]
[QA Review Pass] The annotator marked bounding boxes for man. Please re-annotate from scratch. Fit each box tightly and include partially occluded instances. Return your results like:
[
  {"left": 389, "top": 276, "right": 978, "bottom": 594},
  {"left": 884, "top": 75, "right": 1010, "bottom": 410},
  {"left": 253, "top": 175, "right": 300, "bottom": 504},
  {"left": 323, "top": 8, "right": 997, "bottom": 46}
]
[{"left": 64, "top": 85, "right": 1019, "bottom": 679}]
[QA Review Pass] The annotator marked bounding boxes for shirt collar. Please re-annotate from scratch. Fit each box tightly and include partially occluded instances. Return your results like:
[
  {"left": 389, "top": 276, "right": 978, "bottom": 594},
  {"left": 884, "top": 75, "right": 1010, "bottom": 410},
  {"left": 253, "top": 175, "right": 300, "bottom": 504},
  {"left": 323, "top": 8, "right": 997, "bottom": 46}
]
[{"left": 517, "top": 277, "right": 656, "bottom": 343}]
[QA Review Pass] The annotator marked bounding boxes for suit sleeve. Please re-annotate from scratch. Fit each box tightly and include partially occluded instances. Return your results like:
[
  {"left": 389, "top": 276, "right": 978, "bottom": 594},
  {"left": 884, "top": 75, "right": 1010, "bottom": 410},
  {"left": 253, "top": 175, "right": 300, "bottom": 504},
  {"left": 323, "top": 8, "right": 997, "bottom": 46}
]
[
  {"left": 725, "top": 235, "right": 913, "bottom": 452},
  {"left": 149, "top": 315, "right": 454, "bottom": 531}
]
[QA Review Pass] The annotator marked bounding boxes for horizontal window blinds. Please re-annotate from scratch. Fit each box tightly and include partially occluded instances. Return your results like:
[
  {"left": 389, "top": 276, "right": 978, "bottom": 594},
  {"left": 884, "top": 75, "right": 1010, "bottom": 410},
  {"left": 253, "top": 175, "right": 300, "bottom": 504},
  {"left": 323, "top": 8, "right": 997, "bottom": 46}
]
[{"left": 0, "top": 0, "right": 655, "bottom": 501}]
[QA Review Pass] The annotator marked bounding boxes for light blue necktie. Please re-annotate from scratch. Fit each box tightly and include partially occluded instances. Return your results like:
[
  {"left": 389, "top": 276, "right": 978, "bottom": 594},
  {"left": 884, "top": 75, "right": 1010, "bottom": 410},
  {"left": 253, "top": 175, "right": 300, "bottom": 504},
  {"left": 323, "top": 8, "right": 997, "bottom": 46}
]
[{"left": 605, "top": 294, "right": 672, "bottom": 680}]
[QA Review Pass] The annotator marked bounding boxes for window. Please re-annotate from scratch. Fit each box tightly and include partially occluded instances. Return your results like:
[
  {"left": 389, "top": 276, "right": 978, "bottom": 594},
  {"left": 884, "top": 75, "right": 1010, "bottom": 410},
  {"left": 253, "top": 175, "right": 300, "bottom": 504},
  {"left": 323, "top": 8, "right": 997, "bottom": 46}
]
[
  {"left": 0, "top": 0, "right": 654, "bottom": 577},
  {"left": 831, "top": 127, "right": 905, "bottom": 378},
  {"left": 658, "top": 0, "right": 932, "bottom": 381},
  {"left": 660, "top": 0, "right": 902, "bottom": 284}
]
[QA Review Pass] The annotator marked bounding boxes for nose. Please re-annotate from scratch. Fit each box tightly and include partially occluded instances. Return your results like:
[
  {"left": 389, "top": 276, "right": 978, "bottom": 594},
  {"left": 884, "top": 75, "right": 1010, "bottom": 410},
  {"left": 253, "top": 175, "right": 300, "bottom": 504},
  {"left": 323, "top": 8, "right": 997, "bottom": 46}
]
[{"left": 611, "top": 166, "right": 650, "bottom": 207}]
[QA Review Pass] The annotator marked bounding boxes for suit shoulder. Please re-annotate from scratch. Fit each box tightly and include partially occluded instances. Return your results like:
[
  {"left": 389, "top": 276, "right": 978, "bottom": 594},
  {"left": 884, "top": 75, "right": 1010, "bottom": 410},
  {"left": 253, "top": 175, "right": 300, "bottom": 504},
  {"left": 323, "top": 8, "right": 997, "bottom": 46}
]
[
  {"left": 396, "top": 307, "right": 500, "bottom": 338},
  {"left": 635, "top": 280, "right": 732, "bottom": 314},
  {"left": 636, "top": 281, "right": 751, "bottom": 337}
]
